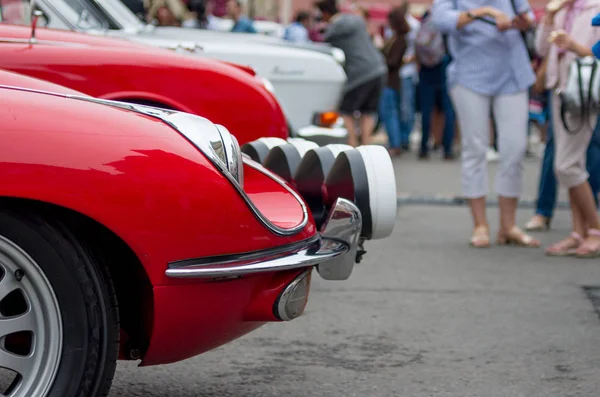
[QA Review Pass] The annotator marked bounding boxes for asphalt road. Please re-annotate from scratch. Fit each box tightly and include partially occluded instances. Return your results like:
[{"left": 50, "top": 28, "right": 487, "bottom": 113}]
[{"left": 109, "top": 149, "right": 600, "bottom": 397}]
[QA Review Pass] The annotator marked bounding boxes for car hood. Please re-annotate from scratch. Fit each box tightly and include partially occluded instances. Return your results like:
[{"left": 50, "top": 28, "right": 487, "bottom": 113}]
[
  {"left": 156, "top": 27, "right": 337, "bottom": 55},
  {"left": 0, "top": 24, "right": 256, "bottom": 78},
  {"left": 108, "top": 26, "right": 338, "bottom": 57},
  {"left": 0, "top": 69, "right": 85, "bottom": 96}
]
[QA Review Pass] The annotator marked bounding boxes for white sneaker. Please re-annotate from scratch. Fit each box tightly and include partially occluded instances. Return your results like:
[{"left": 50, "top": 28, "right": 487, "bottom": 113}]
[{"left": 486, "top": 147, "right": 500, "bottom": 162}]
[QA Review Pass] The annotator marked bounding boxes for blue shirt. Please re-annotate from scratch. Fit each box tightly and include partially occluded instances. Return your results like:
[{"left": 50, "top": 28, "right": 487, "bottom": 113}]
[
  {"left": 431, "top": 0, "right": 535, "bottom": 96},
  {"left": 231, "top": 16, "right": 257, "bottom": 33},
  {"left": 284, "top": 22, "right": 309, "bottom": 43}
]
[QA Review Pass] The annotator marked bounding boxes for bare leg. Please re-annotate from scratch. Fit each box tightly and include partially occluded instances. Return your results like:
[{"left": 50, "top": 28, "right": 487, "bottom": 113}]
[
  {"left": 469, "top": 197, "right": 489, "bottom": 247},
  {"left": 496, "top": 196, "right": 540, "bottom": 246},
  {"left": 548, "top": 182, "right": 599, "bottom": 255},
  {"left": 342, "top": 114, "right": 359, "bottom": 147},
  {"left": 571, "top": 182, "right": 600, "bottom": 256},
  {"left": 572, "top": 182, "right": 600, "bottom": 229},
  {"left": 470, "top": 197, "right": 488, "bottom": 228},
  {"left": 359, "top": 114, "right": 376, "bottom": 145},
  {"left": 569, "top": 186, "right": 588, "bottom": 236},
  {"left": 498, "top": 196, "right": 517, "bottom": 234}
]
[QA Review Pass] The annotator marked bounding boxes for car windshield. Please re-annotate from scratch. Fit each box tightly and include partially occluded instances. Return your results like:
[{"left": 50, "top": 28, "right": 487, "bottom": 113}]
[
  {"left": 90, "top": 0, "right": 145, "bottom": 31},
  {"left": 59, "top": 0, "right": 108, "bottom": 30}
]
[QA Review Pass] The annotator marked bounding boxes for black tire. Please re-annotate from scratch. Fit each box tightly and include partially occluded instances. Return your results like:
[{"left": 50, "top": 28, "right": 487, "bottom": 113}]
[{"left": 0, "top": 209, "right": 119, "bottom": 397}]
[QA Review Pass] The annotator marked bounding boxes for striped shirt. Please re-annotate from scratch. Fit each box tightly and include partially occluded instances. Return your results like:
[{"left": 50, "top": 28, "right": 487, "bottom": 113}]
[{"left": 431, "top": 0, "right": 535, "bottom": 96}]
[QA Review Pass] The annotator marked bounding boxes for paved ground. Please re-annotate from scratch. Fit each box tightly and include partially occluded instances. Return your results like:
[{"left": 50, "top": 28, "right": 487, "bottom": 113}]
[{"left": 109, "top": 145, "right": 600, "bottom": 397}]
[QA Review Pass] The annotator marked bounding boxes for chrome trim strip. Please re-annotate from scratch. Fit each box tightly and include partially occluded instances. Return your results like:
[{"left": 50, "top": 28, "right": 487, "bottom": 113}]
[
  {"left": 0, "top": 85, "right": 307, "bottom": 235},
  {"left": 166, "top": 237, "right": 346, "bottom": 279},
  {"left": 215, "top": 124, "right": 243, "bottom": 187},
  {"left": 0, "top": 38, "right": 86, "bottom": 46},
  {"left": 165, "top": 198, "right": 360, "bottom": 280}
]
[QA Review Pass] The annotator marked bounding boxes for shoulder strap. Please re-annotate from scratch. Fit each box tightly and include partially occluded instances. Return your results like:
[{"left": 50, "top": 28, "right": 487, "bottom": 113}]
[
  {"left": 586, "top": 60, "right": 599, "bottom": 130},
  {"left": 442, "top": 33, "right": 450, "bottom": 58},
  {"left": 509, "top": 0, "right": 518, "bottom": 14},
  {"left": 509, "top": 0, "right": 532, "bottom": 53}
]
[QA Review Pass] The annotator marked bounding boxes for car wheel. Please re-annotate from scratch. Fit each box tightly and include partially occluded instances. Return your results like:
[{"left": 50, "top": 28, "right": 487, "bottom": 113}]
[{"left": 0, "top": 210, "right": 119, "bottom": 397}]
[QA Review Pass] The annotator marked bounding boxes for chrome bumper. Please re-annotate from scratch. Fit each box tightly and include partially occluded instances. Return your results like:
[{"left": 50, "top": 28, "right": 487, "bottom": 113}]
[
  {"left": 296, "top": 125, "right": 347, "bottom": 139},
  {"left": 165, "top": 198, "right": 362, "bottom": 281},
  {"left": 296, "top": 122, "right": 348, "bottom": 146}
]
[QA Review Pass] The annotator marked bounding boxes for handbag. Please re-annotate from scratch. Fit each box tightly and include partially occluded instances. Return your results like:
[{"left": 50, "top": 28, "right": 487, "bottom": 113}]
[{"left": 559, "top": 56, "right": 600, "bottom": 133}]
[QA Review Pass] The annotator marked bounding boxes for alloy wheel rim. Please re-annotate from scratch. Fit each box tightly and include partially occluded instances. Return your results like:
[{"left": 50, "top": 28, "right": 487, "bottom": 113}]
[{"left": 0, "top": 235, "right": 62, "bottom": 397}]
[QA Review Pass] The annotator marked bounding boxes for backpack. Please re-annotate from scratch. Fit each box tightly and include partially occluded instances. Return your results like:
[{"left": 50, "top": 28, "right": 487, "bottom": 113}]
[{"left": 414, "top": 17, "right": 446, "bottom": 67}]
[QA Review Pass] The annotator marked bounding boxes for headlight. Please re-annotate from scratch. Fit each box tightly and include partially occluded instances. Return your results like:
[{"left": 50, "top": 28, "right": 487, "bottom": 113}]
[
  {"left": 241, "top": 137, "right": 288, "bottom": 164},
  {"left": 242, "top": 137, "right": 318, "bottom": 183},
  {"left": 294, "top": 144, "right": 353, "bottom": 227},
  {"left": 257, "top": 76, "right": 276, "bottom": 94},
  {"left": 215, "top": 125, "right": 244, "bottom": 188},
  {"left": 323, "top": 145, "right": 397, "bottom": 240},
  {"left": 261, "top": 138, "right": 318, "bottom": 183},
  {"left": 161, "top": 112, "right": 244, "bottom": 187}
]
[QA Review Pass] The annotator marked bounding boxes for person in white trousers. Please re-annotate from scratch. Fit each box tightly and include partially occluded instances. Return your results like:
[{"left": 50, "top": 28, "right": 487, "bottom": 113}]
[{"left": 431, "top": 0, "right": 539, "bottom": 247}]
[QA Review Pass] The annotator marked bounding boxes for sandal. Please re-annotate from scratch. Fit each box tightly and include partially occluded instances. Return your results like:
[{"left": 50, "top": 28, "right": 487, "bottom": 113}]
[
  {"left": 575, "top": 229, "right": 600, "bottom": 258},
  {"left": 545, "top": 232, "right": 583, "bottom": 257},
  {"left": 470, "top": 226, "right": 490, "bottom": 248},
  {"left": 524, "top": 215, "right": 551, "bottom": 232},
  {"left": 497, "top": 226, "right": 540, "bottom": 248}
]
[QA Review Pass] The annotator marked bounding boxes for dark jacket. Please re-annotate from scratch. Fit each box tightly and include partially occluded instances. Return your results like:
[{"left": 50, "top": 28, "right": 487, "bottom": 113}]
[{"left": 382, "top": 35, "right": 407, "bottom": 91}]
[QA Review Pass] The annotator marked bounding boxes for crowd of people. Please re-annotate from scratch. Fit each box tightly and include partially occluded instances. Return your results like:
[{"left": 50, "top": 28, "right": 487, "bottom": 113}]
[
  {"left": 122, "top": 0, "right": 258, "bottom": 32},
  {"left": 311, "top": 0, "right": 600, "bottom": 258}
]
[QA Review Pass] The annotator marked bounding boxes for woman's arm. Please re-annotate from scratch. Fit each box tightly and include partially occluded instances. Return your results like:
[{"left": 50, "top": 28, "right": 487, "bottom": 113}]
[
  {"left": 532, "top": 56, "right": 548, "bottom": 94},
  {"left": 569, "top": 41, "right": 594, "bottom": 57},
  {"left": 550, "top": 30, "right": 594, "bottom": 57},
  {"left": 456, "top": 7, "right": 508, "bottom": 29},
  {"left": 431, "top": 0, "right": 511, "bottom": 32},
  {"left": 535, "top": 18, "right": 554, "bottom": 57}
]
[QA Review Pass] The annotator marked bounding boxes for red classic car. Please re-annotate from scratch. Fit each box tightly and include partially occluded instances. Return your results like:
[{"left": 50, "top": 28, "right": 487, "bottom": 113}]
[
  {"left": 0, "top": 70, "right": 397, "bottom": 397},
  {"left": 0, "top": 21, "right": 287, "bottom": 145}
]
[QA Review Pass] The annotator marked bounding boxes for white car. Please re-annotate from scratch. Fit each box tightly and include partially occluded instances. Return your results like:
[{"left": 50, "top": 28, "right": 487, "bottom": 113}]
[
  {"left": 32, "top": 0, "right": 348, "bottom": 143},
  {"left": 208, "top": 16, "right": 286, "bottom": 38}
]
